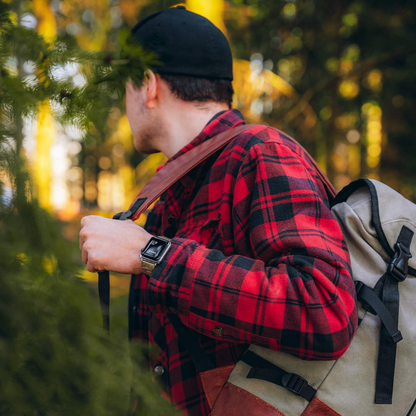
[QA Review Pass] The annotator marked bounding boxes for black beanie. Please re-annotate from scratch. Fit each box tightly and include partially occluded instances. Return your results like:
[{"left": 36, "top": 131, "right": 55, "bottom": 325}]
[{"left": 132, "top": 6, "right": 233, "bottom": 81}]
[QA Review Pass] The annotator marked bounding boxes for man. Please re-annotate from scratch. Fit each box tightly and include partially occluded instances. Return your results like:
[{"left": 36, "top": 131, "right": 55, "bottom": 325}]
[{"left": 79, "top": 6, "right": 357, "bottom": 415}]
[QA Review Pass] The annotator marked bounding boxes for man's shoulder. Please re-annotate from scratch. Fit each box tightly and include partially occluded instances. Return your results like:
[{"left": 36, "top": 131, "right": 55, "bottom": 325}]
[
  {"left": 225, "top": 124, "right": 305, "bottom": 161},
  {"left": 224, "top": 124, "right": 327, "bottom": 198}
]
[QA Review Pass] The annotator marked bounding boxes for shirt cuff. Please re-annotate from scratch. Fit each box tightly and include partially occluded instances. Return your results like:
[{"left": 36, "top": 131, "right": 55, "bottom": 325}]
[{"left": 147, "top": 237, "right": 198, "bottom": 317}]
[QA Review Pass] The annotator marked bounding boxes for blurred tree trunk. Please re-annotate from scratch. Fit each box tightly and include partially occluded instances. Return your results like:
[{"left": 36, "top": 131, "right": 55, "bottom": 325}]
[
  {"left": 33, "top": 0, "right": 57, "bottom": 210},
  {"left": 186, "top": 0, "right": 226, "bottom": 35}
]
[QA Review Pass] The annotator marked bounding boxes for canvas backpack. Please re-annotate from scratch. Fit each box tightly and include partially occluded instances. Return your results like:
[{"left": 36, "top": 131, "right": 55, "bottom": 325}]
[
  {"left": 186, "top": 178, "right": 415, "bottom": 416},
  {"left": 97, "top": 124, "right": 416, "bottom": 416}
]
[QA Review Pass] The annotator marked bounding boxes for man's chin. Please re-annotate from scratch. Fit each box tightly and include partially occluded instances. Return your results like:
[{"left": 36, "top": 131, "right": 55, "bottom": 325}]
[
  {"left": 134, "top": 144, "right": 161, "bottom": 155},
  {"left": 133, "top": 140, "right": 161, "bottom": 155},
  {"left": 141, "top": 148, "right": 161, "bottom": 155}
]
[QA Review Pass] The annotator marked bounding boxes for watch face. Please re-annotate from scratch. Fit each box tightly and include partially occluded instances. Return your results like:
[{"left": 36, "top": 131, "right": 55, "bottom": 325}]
[{"left": 143, "top": 237, "right": 170, "bottom": 260}]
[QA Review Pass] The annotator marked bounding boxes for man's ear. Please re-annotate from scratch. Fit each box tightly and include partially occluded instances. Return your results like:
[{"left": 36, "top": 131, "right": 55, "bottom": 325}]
[{"left": 143, "top": 69, "right": 158, "bottom": 109}]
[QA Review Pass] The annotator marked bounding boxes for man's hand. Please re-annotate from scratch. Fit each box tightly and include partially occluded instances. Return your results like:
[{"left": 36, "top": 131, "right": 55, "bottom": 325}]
[{"left": 79, "top": 215, "right": 153, "bottom": 275}]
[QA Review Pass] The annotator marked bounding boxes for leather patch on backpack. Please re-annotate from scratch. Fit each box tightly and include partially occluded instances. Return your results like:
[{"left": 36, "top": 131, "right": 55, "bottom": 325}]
[
  {"left": 210, "top": 382, "right": 286, "bottom": 416},
  {"left": 200, "top": 365, "right": 234, "bottom": 409},
  {"left": 301, "top": 397, "right": 341, "bottom": 416}
]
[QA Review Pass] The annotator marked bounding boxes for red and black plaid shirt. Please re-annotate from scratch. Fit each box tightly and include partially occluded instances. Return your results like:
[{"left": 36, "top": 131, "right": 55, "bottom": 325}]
[{"left": 129, "top": 109, "right": 358, "bottom": 415}]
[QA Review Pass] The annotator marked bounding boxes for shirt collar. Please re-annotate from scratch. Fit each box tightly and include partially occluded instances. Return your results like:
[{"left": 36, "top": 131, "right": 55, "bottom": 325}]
[
  {"left": 156, "top": 108, "right": 246, "bottom": 173},
  {"left": 204, "top": 109, "right": 228, "bottom": 127}
]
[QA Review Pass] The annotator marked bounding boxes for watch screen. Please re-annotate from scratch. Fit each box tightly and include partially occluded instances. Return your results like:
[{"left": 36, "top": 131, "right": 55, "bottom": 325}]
[{"left": 143, "top": 238, "right": 169, "bottom": 260}]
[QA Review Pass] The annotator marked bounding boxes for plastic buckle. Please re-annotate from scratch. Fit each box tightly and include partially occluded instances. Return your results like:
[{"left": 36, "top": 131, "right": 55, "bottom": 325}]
[
  {"left": 281, "top": 373, "right": 308, "bottom": 396},
  {"left": 388, "top": 242, "right": 412, "bottom": 282},
  {"left": 391, "top": 330, "right": 403, "bottom": 344}
]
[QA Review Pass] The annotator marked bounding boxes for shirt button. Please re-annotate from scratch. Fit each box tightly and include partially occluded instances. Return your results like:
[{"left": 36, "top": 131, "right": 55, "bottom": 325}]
[
  {"left": 154, "top": 365, "right": 165, "bottom": 376},
  {"left": 169, "top": 306, "right": 178, "bottom": 314},
  {"left": 212, "top": 326, "right": 224, "bottom": 337},
  {"left": 168, "top": 214, "right": 176, "bottom": 224}
]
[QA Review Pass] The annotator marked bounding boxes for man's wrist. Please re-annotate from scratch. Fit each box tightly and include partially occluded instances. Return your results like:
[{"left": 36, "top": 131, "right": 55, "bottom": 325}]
[{"left": 140, "top": 236, "right": 172, "bottom": 277}]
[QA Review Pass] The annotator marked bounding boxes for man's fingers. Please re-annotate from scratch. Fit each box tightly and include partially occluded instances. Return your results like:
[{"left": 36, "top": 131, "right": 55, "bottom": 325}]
[
  {"left": 79, "top": 231, "right": 85, "bottom": 251},
  {"left": 82, "top": 248, "right": 88, "bottom": 265},
  {"left": 80, "top": 215, "right": 108, "bottom": 273},
  {"left": 80, "top": 215, "right": 93, "bottom": 227},
  {"left": 85, "top": 251, "right": 105, "bottom": 273},
  {"left": 79, "top": 214, "right": 147, "bottom": 275},
  {"left": 86, "top": 262, "right": 105, "bottom": 273},
  {"left": 86, "top": 261, "right": 97, "bottom": 273},
  {"left": 79, "top": 224, "right": 90, "bottom": 251}
]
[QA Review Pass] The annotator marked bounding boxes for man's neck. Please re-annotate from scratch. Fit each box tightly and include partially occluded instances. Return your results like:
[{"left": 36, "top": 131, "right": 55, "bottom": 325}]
[{"left": 156, "top": 102, "right": 230, "bottom": 159}]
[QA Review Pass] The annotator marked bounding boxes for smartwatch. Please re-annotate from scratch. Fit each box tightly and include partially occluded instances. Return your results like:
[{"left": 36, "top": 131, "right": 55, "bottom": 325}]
[{"left": 140, "top": 236, "right": 172, "bottom": 277}]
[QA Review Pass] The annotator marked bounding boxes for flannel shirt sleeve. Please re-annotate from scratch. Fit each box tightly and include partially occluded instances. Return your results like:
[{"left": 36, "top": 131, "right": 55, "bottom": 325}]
[{"left": 147, "top": 141, "right": 358, "bottom": 360}]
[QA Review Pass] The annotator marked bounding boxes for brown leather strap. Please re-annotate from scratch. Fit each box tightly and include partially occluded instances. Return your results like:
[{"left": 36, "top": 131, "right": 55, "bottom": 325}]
[{"left": 128, "top": 124, "right": 336, "bottom": 221}]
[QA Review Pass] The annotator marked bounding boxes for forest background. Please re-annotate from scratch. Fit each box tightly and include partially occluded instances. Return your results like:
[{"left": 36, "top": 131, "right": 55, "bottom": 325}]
[{"left": 1, "top": 0, "right": 415, "bottom": 414}]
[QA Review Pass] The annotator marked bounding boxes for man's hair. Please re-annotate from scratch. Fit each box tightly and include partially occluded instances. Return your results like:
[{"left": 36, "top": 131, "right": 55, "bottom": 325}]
[{"left": 160, "top": 74, "right": 234, "bottom": 109}]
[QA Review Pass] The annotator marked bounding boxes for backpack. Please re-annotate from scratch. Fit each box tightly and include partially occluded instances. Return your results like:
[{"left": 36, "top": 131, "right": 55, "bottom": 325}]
[
  {"left": 97, "top": 124, "right": 416, "bottom": 416},
  {"left": 190, "top": 178, "right": 415, "bottom": 416}
]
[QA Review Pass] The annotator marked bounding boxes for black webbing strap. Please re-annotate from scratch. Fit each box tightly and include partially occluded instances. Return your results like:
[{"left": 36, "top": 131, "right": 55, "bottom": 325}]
[
  {"left": 168, "top": 314, "right": 215, "bottom": 373},
  {"left": 98, "top": 271, "right": 110, "bottom": 331},
  {"left": 406, "top": 397, "right": 416, "bottom": 416},
  {"left": 97, "top": 205, "right": 144, "bottom": 333},
  {"left": 374, "top": 226, "right": 413, "bottom": 404},
  {"left": 241, "top": 351, "right": 316, "bottom": 402},
  {"left": 168, "top": 316, "right": 316, "bottom": 401},
  {"left": 355, "top": 281, "right": 402, "bottom": 343}
]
